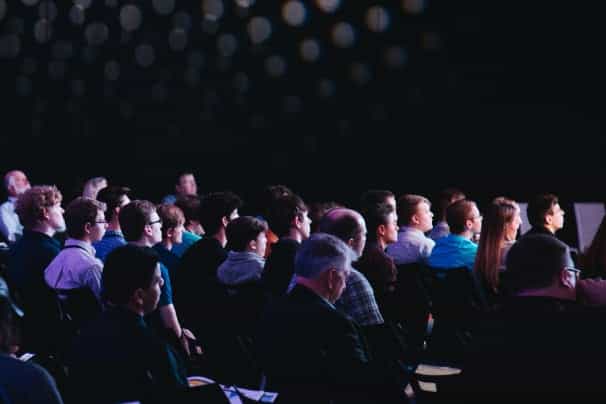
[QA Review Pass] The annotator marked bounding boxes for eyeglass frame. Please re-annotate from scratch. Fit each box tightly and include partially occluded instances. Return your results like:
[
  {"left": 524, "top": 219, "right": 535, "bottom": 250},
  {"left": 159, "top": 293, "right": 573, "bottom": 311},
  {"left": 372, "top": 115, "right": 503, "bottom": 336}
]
[
  {"left": 148, "top": 219, "right": 163, "bottom": 226},
  {"left": 565, "top": 266, "right": 581, "bottom": 278}
]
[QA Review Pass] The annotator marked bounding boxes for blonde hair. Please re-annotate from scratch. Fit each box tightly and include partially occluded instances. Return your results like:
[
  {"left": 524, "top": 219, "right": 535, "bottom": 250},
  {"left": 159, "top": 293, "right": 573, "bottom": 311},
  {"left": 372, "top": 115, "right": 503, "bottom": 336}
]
[{"left": 15, "top": 185, "right": 62, "bottom": 229}]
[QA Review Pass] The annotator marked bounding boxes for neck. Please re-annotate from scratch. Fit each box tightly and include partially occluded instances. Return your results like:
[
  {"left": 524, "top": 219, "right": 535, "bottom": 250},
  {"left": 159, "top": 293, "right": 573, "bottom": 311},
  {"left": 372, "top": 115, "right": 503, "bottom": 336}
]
[
  {"left": 457, "top": 230, "right": 473, "bottom": 240},
  {"left": 544, "top": 224, "right": 556, "bottom": 234},
  {"left": 162, "top": 239, "right": 173, "bottom": 250},
  {"left": 213, "top": 231, "right": 227, "bottom": 248},
  {"left": 285, "top": 228, "right": 303, "bottom": 243},
  {"left": 72, "top": 237, "right": 92, "bottom": 245},
  {"left": 131, "top": 239, "right": 152, "bottom": 247},
  {"left": 296, "top": 277, "right": 331, "bottom": 302},
  {"left": 107, "top": 219, "right": 121, "bottom": 232},
  {"left": 125, "top": 302, "right": 145, "bottom": 316},
  {"left": 376, "top": 238, "right": 387, "bottom": 251},
  {"left": 30, "top": 223, "right": 55, "bottom": 237}
]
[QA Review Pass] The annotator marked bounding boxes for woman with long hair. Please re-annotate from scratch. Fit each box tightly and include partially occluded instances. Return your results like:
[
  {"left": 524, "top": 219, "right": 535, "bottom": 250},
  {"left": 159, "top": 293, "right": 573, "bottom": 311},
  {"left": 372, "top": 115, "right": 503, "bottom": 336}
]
[{"left": 474, "top": 197, "right": 522, "bottom": 301}]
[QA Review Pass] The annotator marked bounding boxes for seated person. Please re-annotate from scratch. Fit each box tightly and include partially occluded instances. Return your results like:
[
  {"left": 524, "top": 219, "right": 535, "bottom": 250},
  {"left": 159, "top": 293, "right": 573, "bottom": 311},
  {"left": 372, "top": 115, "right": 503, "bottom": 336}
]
[
  {"left": 68, "top": 246, "right": 188, "bottom": 404},
  {"left": 94, "top": 185, "right": 131, "bottom": 262},
  {"left": 429, "top": 188, "right": 465, "bottom": 241},
  {"left": 386, "top": 194, "right": 435, "bottom": 265},
  {"left": 427, "top": 199, "right": 482, "bottom": 271},
  {"left": 152, "top": 204, "right": 185, "bottom": 274},
  {"left": 172, "top": 195, "right": 203, "bottom": 258},
  {"left": 256, "top": 233, "right": 408, "bottom": 404}
]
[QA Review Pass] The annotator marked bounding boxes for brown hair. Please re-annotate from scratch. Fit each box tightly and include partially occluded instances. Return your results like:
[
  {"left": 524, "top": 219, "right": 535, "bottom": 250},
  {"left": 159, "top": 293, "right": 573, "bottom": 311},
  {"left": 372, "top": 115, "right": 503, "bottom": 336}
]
[
  {"left": 65, "top": 197, "right": 107, "bottom": 239},
  {"left": 446, "top": 199, "right": 476, "bottom": 234},
  {"left": 397, "top": 194, "right": 430, "bottom": 227},
  {"left": 157, "top": 204, "right": 185, "bottom": 239},
  {"left": 15, "top": 185, "right": 63, "bottom": 229}
]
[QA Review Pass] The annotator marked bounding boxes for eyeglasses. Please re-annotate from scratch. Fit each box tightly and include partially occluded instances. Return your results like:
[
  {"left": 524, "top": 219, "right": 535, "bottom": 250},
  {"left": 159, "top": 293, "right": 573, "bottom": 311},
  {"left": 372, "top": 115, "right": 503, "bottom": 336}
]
[
  {"left": 565, "top": 266, "right": 581, "bottom": 278},
  {"left": 148, "top": 219, "right": 162, "bottom": 226},
  {"left": 94, "top": 220, "right": 107, "bottom": 224}
]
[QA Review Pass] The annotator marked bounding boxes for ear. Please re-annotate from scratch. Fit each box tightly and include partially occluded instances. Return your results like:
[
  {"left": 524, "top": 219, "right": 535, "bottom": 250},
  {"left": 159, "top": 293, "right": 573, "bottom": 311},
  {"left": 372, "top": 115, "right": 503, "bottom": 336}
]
[
  {"left": 411, "top": 213, "right": 420, "bottom": 226},
  {"left": 559, "top": 268, "right": 575, "bottom": 289},
  {"left": 221, "top": 216, "right": 229, "bottom": 228},
  {"left": 326, "top": 268, "right": 338, "bottom": 292},
  {"left": 465, "top": 218, "right": 473, "bottom": 230},
  {"left": 293, "top": 215, "right": 303, "bottom": 230},
  {"left": 84, "top": 222, "right": 93, "bottom": 235},
  {"left": 377, "top": 223, "right": 387, "bottom": 239},
  {"left": 133, "top": 288, "right": 145, "bottom": 307},
  {"left": 143, "top": 223, "right": 153, "bottom": 237},
  {"left": 545, "top": 214, "right": 553, "bottom": 226},
  {"left": 247, "top": 239, "right": 257, "bottom": 252},
  {"left": 166, "top": 227, "right": 175, "bottom": 240}
]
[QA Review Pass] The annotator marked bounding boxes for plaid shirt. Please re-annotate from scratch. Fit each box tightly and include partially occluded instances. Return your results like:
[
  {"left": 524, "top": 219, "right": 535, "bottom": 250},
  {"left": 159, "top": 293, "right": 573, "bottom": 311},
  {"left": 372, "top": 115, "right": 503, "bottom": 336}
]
[{"left": 336, "top": 268, "right": 384, "bottom": 326}]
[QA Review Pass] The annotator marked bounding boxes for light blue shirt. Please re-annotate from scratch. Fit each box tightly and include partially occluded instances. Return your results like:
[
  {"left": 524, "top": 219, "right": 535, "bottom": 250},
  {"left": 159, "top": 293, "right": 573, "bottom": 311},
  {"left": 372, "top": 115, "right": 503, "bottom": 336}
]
[
  {"left": 427, "top": 234, "right": 478, "bottom": 271},
  {"left": 386, "top": 226, "right": 435, "bottom": 265},
  {"left": 0, "top": 197, "right": 23, "bottom": 243}
]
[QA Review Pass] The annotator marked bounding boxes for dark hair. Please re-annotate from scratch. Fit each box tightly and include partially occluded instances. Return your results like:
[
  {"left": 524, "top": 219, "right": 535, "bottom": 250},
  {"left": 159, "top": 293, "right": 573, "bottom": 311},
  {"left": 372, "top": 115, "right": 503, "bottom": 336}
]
[
  {"left": 174, "top": 194, "right": 201, "bottom": 226},
  {"left": 119, "top": 200, "right": 156, "bottom": 242},
  {"left": 258, "top": 185, "right": 294, "bottom": 218},
  {"left": 97, "top": 186, "right": 131, "bottom": 222},
  {"left": 363, "top": 203, "right": 394, "bottom": 242},
  {"left": 360, "top": 189, "right": 394, "bottom": 211},
  {"left": 397, "top": 194, "right": 430, "bottom": 226},
  {"left": 0, "top": 295, "right": 19, "bottom": 353},
  {"left": 309, "top": 201, "right": 343, "bottom": 233},
  {"left": 527, "top": 194, "right": 559, "bottom": 228},
  {"left": 319, "top": 209, "right": 363, "bottom": 243},
  {"left": 157, "top": 204, "right": 185, "bottom": 238},
  {"left": 446, "top": 199, "right": 476, "bottom": 234},
  {"left": 266, "top": 193, "right": 308, "bottom": 237},
  {"left": 65, "top": 197, "right": 106, "bottom": 239},
  {"left": 198, "top": 191, "right": 243, "bottom": 236},
  {"left": 226, "top": 216, "right": 268, "bottom": 252},
  {"left": 102, "top": 245, "right": 159, "bottom": 305},
  {"left": 436, "top": 188, "right": 466, "bottom": 221},
  {"left": 505, "top": 234, "right": 570, "bottom": 293}
]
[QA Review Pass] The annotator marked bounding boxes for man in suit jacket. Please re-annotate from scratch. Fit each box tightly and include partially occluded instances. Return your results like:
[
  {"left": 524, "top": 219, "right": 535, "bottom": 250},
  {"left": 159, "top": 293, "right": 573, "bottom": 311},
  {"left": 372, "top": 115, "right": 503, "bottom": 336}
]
[{"left": 256, "top": 233, "right": 408, "bottom": 404}]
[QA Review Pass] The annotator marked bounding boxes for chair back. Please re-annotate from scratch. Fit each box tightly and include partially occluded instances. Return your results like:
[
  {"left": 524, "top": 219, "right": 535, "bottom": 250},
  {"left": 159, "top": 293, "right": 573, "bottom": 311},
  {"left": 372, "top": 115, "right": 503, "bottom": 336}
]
[{"left": 574, "top": 202, "right": 606, "bottom": 253}]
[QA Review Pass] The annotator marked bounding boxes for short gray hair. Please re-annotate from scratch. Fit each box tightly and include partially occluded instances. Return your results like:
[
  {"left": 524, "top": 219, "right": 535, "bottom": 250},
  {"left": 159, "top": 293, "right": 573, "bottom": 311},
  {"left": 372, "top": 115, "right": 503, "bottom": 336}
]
[{"left": 295, "top": 233, "right": 356, "bottom": 279}]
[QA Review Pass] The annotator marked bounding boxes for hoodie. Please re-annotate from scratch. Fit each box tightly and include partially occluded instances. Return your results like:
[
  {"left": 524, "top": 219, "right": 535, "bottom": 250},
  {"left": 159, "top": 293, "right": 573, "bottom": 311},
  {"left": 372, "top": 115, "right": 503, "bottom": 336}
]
[{"left": 217, "top": 251, "right": 265, "bottom": 286}]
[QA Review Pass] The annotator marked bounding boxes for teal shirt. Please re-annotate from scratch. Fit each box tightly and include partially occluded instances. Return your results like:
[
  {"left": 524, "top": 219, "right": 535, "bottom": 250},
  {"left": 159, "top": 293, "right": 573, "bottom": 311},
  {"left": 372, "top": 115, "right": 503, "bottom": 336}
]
[
  {"left": 427, "top": 234, "right": 478, "bottom": 270},
  {"left": 171, "top": 231, "right": 201, "bottom": 258}
]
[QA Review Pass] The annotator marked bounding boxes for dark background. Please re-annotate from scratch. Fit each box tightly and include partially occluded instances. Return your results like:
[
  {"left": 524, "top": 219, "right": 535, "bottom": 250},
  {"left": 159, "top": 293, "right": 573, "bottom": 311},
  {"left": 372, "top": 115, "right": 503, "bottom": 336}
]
[{"left": 1, "top": 0, "right": 604, "bottom": 247}]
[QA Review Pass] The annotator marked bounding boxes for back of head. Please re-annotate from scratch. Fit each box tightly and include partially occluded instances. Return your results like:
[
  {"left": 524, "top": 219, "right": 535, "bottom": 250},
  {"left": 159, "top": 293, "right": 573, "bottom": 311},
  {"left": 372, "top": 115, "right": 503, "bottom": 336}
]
[
  {"left": 102, "top": 245, "right": 159, "bottom": 306},
  {"left": 397, "top": 194, "right": 430, "bottom": 227},
  {"left": 226, "top": 216, "right": 268, "bottom": 251},
  {"left": 295, "top": 233, "right": 355, "bottom": 279},
  {"left": 308, "top": 201, "right": 343, "bottom": 233},
  {"left": 15, "top": 185, "right": 63, "bottom": 230},
  {"left": 266, "top": 193, "right": 308, "bottom": 237},
  {"left": 97, "top": 186, "right": 131, "bottom": 222},
  {"left": 318, "top": 208, "right": 362, "bottom": 243},
  {"left": 82, "top": 176, "right": 107, "bottom": 199},
  {"left": 174, "top": 194, "right": 201, "bottom": 225},
  {"left": 199, "top": 191, "right": 243, "bottom": 236},
  {"left": 505, "top": 234, "right": 570, "bottom": 294},
  {"left": 446, "top": 199, "right": 475, "bottom": 234},
  {"left": 360, "top": 189, "right": 394, "bottom": 211},
  {"left": 119, "top": 200, "right": 155, "bottom": 242},
  {"left": 258, "top": 184, "right": 293, "bottom": 218},
  {"left": 65, "top": 197, "right": 107, "bottom": 239},
  {"left": 527, "top": 193, "right": 558, "bottom": 228},
  {"left": 157, "top": 204, "right": 184, "bottom": 237},
  {"left": 437, "top": 188, "right": 466, "bottom": 220}
]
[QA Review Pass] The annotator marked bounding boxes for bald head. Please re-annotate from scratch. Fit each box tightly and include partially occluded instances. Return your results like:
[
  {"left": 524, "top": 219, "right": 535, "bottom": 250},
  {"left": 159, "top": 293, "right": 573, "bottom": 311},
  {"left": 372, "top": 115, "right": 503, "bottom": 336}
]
[
  {"left": 4, "top": 170, "right": 30, "bottom": 197},
  {"left": 318, "top": 207, "right": 367, "bottom": 257}
]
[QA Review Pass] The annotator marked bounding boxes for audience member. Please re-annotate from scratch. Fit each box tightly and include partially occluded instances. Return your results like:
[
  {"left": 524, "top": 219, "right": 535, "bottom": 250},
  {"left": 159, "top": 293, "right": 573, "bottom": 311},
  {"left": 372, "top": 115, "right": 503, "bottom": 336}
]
[
  {"left": 359, "top": 189, "right": 396, "bottom": 212},
  {"left": 81, "top": 176, "right": 107, "bottom": 200},
  {"left": 69, "top": 246, "right": 188, "bottom": 404},
  {"left": 93, "top": 185, "right": 130, "bottom": 262},
  {"left": 308, "top": 201, "right": 342, "bottom": 233},
  {"left": 427, "top": 199, "right": 481, "bottom": 271},
  {"left": 0, "top": 170, "right": 30, "bottom": 243},
  {"left": 256, "top": 184, "right": 294, "bottom": 258},
  {"left": 171, "top": 195, "right": 203, "bottom": 258},
  {"left": 386, "top": 194, "right": 435, "bottom": 265},
  {"left": 152, "top": 204, "right": 185, "bottom": 273},
  {"left": 256, "top": 233, "right": 408, "bottom": 404},
  {"left": 429, "top": 188, "right": 465, "bottom": 240},
  {"left": 162, "top": 172, "right": 198, "bottom": 205}
]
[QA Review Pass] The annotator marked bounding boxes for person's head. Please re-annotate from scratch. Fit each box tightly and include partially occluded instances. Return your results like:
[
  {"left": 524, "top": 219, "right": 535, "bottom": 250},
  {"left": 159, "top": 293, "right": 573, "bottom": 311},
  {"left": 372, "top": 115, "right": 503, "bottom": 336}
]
[
  {"left": 527, "top": 193, "right": 564, "bottom": 233},
  {"left": 258, "top": 184, "right": 293, "bottom": 218},
  {"left": 198, "top": 191, "right": 242, "bottom": 236},
  {"left": 119, "top": 200, "right": 162, "bottom": 245},
  {"left": 15, "top": 185, "right": 65, "bottom": 233},
  {"left": 4, "top": 170, "right": 30, "bottom": 198},
  {"left": 363, "top": 202, "right": 398, "bottom": 246},
  {"left": 157, "top": 204, "right": 185, "bottom": 245},
  {"left": 309, "top": 201, "right": 343, "bottom": 233},
  {"left": 435, "top": 188, "right": 466, "bottom": 221},
  {"left": 102, "top": 245, "right": 164, "bottom": 315},
  {"left": 474, "top": 198, "right": 521, "bottom": 292},
  {"left": 174, "top": 194, "right": 203, "bottom": 235},
  {"left": 294, "top": 233, "right": 357, "bottom": 302},
  {"left": 397, "top": 194, "right": 433, "bottom": 232},
  {"left": 226, "top": 216, "right": 269, "bottom": 257},
  {"left": 318, "top": 207, "right": 367, "bottom": 258},
  {"left": 360, "top": 189, "right": 396, "bottom": 212},
  {"left": 446, "top": 199, "right": 482, "bottom": 237},
  {"left": 64, "top": 197, "right": 107, "bottom": 243},
  {"left": 96, "top": 185, "right": 131, "bottom": 225},
  {"left": 175, "top": 172, "right": 197, "bottom": 197},
  {"left": 266, "top": 193, "right": 311, "bottom": 240},
  {"left": 82, "top": 176, "right": 108, "bottom": 199},
  {"left": 505, "top": 234, "right": 576, "bottom": 296}
]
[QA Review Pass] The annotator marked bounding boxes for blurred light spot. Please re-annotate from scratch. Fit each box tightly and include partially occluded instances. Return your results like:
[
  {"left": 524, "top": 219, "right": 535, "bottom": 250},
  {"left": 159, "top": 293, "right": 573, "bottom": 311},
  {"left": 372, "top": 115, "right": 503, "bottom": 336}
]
[
  {"left": 385, "top": 46, "right": 407, "bottom": 68},
  {"left": 235, "top": 0, "right": 254, "bottom": 7},
  {"left": 265, "top": 55, "right": 286, "bottom": 78},
  {"left": 71, "top": 79, "right": 85, "bottom": 97},
  {"left": 317, "top": 78, "right": 335, "bottom": 97},
  {"left": 152, "top": 0, "right": 175, "bottom": 15},
  {"left": 299, "top": 38, "right": 320, "bottom": 62},
  {"left": 120, "top": 5, "right": 142, "bottom": 32},
  {"left": 22, "top": 0, "right": 39, "bottom": 6},
  {"left": 22, "top": 58, "right": 37, "bottom": 75},
  {"left": 74, "top": 0, "right": 92, "bottom": 9},
  {"left": 34, "top": 19, "right": 52, "bottom": 43},
  {"left": 16, "top": 76, "right": 32, "bottom": 96},
  {"left": 169, "top": 28, "right": 188, "bottom": 51},
  {"left": 104, "top": 60, "right": 120, "bottom": 81},
  {"left": 184, "top": 67, "right": 200, "bottom": 88},
  {"left": 331, "top": 22, "right": 355, "bottom": 48},
  {"left": 203, "top": 0, "right": 224, "bottom": 21},
  {"left": 402, "top": 0, "right": 426, "bottom": 14},
  {"left": 217, "top": 33, "right": 237, "bottom": 57},
  {"left": 315, "top": 0, "right": 340, "bottom": 13},
  {"left": 48, "top": 60, "right": 66, "bottom": 80},
  {"left": 365, "top": 6, "right": 390, "bottom": 32},
  {"left": 351, "top": 62, "right": 371, "bottom": 85},
  {"left": 0, "top": 34, "right": 20, "bottom": 59},
  {"left": 0, "top": 0, "right": 6, "bottom": 21},
  {"left": 69, "top": 5, "right": 85, "bottom": 25},
  {"left": 85, "top": 22, "right": 109, "bottom": 46},
  {"left": 38, "top": 1, "right": 58, "bottom": 21},
  {"left": 247, "top": 16, "right": 271, "bottom": 44},
  {"left": 188, "top": 50, "right": 204, "bottom": 68},
  {"left": 233, "top": 72, "right": 249, "bottom": 93},
  {"left": 173, "top": 11, "right": 192, "bottom": 31},
  {"left": 135, "top": 44, "right": 155, "bottom": 67},
  {"left": 282, "top": 1, "right": 306, "bottom": 27},
  {"left": 52, "top": 41, "right": 73, "bottom": 60}
]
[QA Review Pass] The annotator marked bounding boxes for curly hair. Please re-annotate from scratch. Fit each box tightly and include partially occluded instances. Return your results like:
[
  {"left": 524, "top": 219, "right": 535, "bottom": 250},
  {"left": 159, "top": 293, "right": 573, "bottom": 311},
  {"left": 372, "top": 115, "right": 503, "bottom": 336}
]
[{"left": 15, "top": 185, "right": 63, "bottom": 229}]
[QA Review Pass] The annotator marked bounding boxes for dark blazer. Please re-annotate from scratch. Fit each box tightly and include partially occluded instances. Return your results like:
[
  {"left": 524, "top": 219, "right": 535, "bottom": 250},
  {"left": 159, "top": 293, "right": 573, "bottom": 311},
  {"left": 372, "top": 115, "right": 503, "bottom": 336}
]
[
  {"left": 256, "top": 285, "right": 407, "bottom": 404},
  {"left": 261, "top": 238, "right": 299, "bottom": 299}
]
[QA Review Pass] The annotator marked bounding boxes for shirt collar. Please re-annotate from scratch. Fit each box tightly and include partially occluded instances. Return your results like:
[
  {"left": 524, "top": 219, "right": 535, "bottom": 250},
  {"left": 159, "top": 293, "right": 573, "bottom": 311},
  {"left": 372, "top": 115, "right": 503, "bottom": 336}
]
[
  {"left": 7, "top": 196, "right": 18, "bottom": 204},
  {"left": 65, "top": 238, "right": 95, "bottom": 256},
  {"left": 400, "top": 226, "right": 427, "bottom": 238}
]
